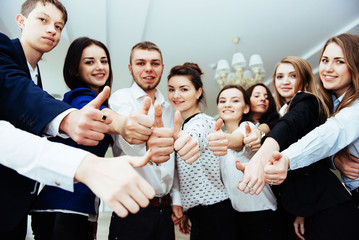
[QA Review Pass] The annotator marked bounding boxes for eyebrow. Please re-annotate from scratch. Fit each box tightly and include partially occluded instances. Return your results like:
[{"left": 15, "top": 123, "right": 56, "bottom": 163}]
[
  {"left": 37, "top": 11, "right": 65, "bottom": 26},
  {"left": 82, "top": 56, "right": 108, "bottom": 60},
  {"left": 134, "top": 59, "right": 161, "bottom": 62}
]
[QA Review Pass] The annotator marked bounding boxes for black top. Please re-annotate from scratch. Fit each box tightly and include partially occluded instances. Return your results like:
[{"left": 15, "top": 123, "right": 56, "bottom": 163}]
[{"left": 266, "top": 92, "right": 351, "bottom": 217}]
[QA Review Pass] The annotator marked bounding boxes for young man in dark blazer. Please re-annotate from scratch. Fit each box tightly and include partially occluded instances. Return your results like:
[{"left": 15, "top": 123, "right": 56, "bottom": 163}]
[{"left": 0, "top": 1, "right": 155, "bottom": 238}]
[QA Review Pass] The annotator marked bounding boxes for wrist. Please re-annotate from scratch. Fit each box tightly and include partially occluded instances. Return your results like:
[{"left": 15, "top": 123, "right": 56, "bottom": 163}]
[{"left": 254, "top": 127, "right": 265, "bottom": 138}]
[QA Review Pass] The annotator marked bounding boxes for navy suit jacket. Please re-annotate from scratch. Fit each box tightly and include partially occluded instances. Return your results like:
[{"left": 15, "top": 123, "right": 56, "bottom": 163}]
[{"left": 0, "top": 32, "right": 72, "bottom": 231}]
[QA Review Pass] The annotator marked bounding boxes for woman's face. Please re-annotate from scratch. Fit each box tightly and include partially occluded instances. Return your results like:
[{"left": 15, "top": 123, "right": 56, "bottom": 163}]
[
  {"left": 168, "top": 75, "right": 202, "bottom": 117},
  {"left": 319, "top": 42, "right": 352, "bottom": 97},
  {"left": 250, "top": 85, "right": 269, "bottom": 115},
  {"left": 78, "top": 44, "right": 109, "bottom": 93},
  {"left": 275, "top": 63, "right": 297, "bottom": 102},
  {"left": 217, "top": 88, "right": 249, "bottom": 122}
]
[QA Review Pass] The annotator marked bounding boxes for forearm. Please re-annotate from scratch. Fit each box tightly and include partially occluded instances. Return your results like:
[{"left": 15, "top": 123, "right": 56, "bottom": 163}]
[
  {"left": 225, "top": 131, "right": 244, "bottom": 151},
  {"left": 252, "top": 137, "right": 280, "bottom": 166},
  {"left": 1, "top": 121, "right": 87, "bottom": 191},
  {"left": 101, "top": 108, "right": 126, "bottom": 135}
]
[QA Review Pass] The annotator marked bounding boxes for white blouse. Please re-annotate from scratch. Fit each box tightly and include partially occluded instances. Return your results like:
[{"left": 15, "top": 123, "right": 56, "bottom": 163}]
[
  {"left": 176, "top": 113, "right": 228, "bottom": 212},
  {"left": 221, "top": 121, "right": 277, "bottom": 212}
]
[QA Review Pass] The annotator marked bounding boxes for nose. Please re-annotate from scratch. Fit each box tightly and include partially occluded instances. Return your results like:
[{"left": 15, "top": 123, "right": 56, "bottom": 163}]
[
  {"left": 282, "top": 75, "right": 290, "bottom": 84},
  {"left": 47, "top": 24, "right": 56, "bottom": 34},
  {"left": 324, "top": 61, "right": 334, "bottom": 72},
  {"left": 145, "top": 63, "right": 153, "bottom": 72},
  {"left": 173, "top": 90, "right": 180, "bottom": 98},
  {"left": 96, "top": 60, "right": 104, "bottom": 69}
]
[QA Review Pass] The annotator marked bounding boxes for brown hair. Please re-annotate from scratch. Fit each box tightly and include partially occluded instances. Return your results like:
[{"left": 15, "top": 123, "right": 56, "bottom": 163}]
[
  {"left": 168, "top": 62, "right": 206, "bottom": 107},
  {"left": 129, "top": 41, "right": 163, "bottom": 64},
  {"left": 246, "top": 83, "right": 277, "bottom": 124},
  {"left": 319, "top": 33, "right": 359, "bottom": 116},
  {"left": 272, "top": 56, "right": 329, "bottom": 118},
  {"left": 21, "top": 0, "right": 68, "bottom": 24}
]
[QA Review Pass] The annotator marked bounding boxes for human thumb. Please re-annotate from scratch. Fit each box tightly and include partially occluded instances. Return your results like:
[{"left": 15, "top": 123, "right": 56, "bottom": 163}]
[
  {"left": 213, "top": 118, "right": 223, "bottom": 132},
  {"left": 87, "top": 86, "right": 110, "bottom": 109}
]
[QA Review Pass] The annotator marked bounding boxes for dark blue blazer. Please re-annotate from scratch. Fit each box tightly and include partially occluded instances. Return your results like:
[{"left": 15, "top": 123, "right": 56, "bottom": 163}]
[{"left": 0, "top": 32, "right": 72, "bottom": 231}]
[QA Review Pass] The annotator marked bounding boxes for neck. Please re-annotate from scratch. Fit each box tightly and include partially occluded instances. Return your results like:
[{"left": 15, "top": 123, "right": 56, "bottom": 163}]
[
  {"left": 224, "top": 120, "right": 239, "bottom": 133},
  {"left": 250, "top": 112, "right": 261, "bottom": 125},
  {"left": 145, "top": 88, "right": 157, "bottom": 104},
  {"left": 181, "top": 106, "right": 201, "bottom": 121},
  {"left": 20, "top": 39, "right": 43, "bottom": 70}
]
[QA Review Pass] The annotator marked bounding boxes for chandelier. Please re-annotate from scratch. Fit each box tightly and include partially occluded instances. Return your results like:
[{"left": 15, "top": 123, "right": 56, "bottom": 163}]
[{"left": 215, "top": 37, "right": 265, "bottom": 89}]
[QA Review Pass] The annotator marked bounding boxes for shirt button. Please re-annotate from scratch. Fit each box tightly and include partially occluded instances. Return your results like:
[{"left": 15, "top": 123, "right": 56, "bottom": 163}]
[{"left": 55, "top": 181, "right": 61, "bottom": 186}]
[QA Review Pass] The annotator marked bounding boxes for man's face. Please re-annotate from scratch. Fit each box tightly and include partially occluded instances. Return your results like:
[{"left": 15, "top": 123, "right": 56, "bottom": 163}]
[
  {"left": 128, "top": 49, "right": 164, "bottom": 92},
  {"left": 17, "top": 2, "right": 65, "bottom": 55}
]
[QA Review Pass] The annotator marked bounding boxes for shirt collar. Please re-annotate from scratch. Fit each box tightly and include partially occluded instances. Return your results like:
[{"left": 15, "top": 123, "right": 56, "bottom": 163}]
[
  {"left": 27, "top": 61, "right": 38, "bottom": 85},
  {"left": 332, "top": 91, "right": 346, "bottom": 112},
  {"left": 130, "top": 82, "right": 165, "bottom": 105}
]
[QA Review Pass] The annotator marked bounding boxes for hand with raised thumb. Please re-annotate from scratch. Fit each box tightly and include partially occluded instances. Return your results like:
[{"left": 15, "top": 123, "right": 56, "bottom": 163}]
[
  {"left": 264, "top": 151, "right": 289, "bottom": 185},
  {"left": 207, "top": 118, "right": 228, "bottom": 156},
  {"left": 121, "top": 95, "right": 153, "bottom": 144},
  {"left": 60, "top": 86, "right": 112, "bottom": 146},
  {"left": 173, "top": 111, "right": 200, "bottom": 164}
]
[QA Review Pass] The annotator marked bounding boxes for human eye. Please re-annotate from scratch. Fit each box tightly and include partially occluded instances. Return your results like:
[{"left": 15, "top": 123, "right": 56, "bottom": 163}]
[
  {"left": 152, "top": 62, "right": 160, "bottom": 66},
  {"left": 101, "top": 60, "right": 108, "bottom": 64},
  {"left": 337, "top": 59, "right": 345, "bottom": 64},
  {"left": 55, "top": 25, "right": 63, "bottom": 31},
  {"left": 168, "top": 88, "right": 174, "bottom": 92},
  {"left": 290, "top": 73, "right": 296, "bottom": 78},
  {"left": 136, "top": 62, "right": 145, "bottom": 66},
  {"left": 219, "top": 100, "right": 225, "bottom": 104},
  {"left": 39, "top": 17, "right": 46, "bottom": 23},
  {"left": 276, "top": 75, "right": 283, "bottom": 79},
  {"left": 181, "top": 88, "right": 188, "bottom": 92},
  {"left": 321, "top": 58, "right": 329, "bottom": 63},
  {"left": 85, "top": 61, "right": 94, "bottom": 65}
]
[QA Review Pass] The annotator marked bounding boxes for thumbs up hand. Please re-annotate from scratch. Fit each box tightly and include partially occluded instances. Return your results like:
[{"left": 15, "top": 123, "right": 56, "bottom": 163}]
[
  {"left": 207, "top": 118, "right": 228, "bottom": 156},
  {"left": 60, "top": 86, "right": 113, "bottom": 146},
  {"left": 146, "top": 104, "right": 175, "bottom": 164},
  {"left": 173, "top": 111, "right": 200, "bottom": 164},
  {"left": 243, "top": 123, "right": 261, "bottom": 152},
  {"left": 120, "top": 96, "right": 154, "bottom": 145},
  {"left": 263, "top": 151, "right": 289, "bottom": 185}
]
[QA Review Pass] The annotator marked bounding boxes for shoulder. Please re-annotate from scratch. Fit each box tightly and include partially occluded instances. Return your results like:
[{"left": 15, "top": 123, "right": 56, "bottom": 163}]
[
  {"left": 292, "top": 92, "right": 317, "bottom": 104},
  {"left": 63, "top": 88, "right": 98, "bottom": 109}
]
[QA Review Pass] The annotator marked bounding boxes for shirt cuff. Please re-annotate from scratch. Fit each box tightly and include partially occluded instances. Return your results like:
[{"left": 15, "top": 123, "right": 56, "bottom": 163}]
[{"left": 43, "top": 108, "right": 76, "bottom": 138}]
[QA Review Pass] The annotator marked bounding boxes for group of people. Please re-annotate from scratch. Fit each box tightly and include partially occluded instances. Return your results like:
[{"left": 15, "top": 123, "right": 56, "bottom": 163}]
[{"left": 1, "top": 0, "right": 359, "bottom": 240}]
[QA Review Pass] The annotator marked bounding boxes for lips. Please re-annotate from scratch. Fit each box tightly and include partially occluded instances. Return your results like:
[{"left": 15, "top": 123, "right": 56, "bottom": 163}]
[
  {"left": 42, "top": 36, "right": 55, "bottom": 43},
  {"left": 322, "top": 74, "right": 337, "bottom": 81}
]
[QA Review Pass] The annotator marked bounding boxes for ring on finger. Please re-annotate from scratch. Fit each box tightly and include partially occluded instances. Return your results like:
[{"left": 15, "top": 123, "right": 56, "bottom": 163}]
[
  {"left": 100, "top": 114, "right": 107, "bottom": 121},
  {"left": 270, "top": 180, "right": 274, "bottom": 185},
  {"left": 247, "top": 143, "right": 252, "bottom": 148}
]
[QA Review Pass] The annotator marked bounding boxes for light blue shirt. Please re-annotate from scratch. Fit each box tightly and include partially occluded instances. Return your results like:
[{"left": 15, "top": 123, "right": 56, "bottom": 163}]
[{"left": 282, "top": 93, "right": 359, "bottom": 191}]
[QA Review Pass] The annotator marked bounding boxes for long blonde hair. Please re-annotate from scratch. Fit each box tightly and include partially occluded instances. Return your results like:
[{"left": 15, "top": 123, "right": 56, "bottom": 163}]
[{"left": 272, "top": 56, "right": 329, "bottom": 118}]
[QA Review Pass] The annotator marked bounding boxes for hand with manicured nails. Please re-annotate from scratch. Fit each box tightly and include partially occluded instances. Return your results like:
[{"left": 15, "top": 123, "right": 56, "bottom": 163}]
[
  {"left": 264, "top": 151, "right": 289, "bottom": 185},
  {"left": 60, "top": 86, "right": 113, "bottom": 146},
  {"left": 173, "top": 111, "right": 200, "bottom": 164},
  {"left": 146, "top": 104, "right": 175, "bottom": 164},
  {"left": 243, "top": 123, "right": 261, "bottom": 152},
  {"left": 207, "top": 118, "right": 228, "bottom": 156},
  {"left": 75, "top": 150, "right": 155, "bottom": 218},
  {"left": 121, "top": 96, "right": 154, "bottom": 144}
]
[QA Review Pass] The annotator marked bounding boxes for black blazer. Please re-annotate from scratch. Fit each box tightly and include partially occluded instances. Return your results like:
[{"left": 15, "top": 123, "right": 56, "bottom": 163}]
[
  {"left": 266, "top": 92, "right": 351, "bottom": 217},
  {"left": 0, "top": 32, "right": 71, "bottom": 231}
]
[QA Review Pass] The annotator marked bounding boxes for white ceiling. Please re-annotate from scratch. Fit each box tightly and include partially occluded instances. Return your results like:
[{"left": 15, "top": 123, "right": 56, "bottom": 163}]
[{"left": 1, "top": 0, "right": 359, "bottom": 116}]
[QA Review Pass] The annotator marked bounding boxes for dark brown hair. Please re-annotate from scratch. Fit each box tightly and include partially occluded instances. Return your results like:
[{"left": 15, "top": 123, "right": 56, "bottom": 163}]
[
  {"left": 245, "top": 83, "right": 277, "bottom": 123},
  {"left": 167, "top": 62, "right": 206, "bottom": 107},
  {"left": 63, "top": 37, "right": 113, "bottom": 106}
]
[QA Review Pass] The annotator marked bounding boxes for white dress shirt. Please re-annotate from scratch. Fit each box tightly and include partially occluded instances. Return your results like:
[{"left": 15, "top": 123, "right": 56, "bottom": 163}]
[
  {"left": 109, "top": 82, "right": 180, "bottom": 204},
  {"left": 0, "top": 120, "right": 86, "bottom": 192},
  {"left": 221, "top": 122, "right": 277, "bottom": 212},
  {"left": 283, "top": 93, "right": 359, "bottom": 191}
]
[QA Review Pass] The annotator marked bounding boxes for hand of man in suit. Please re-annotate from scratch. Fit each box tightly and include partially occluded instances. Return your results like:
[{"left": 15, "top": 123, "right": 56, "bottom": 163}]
[{"left": 59, "top": 86, "right": 112, "bottom": 146}]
